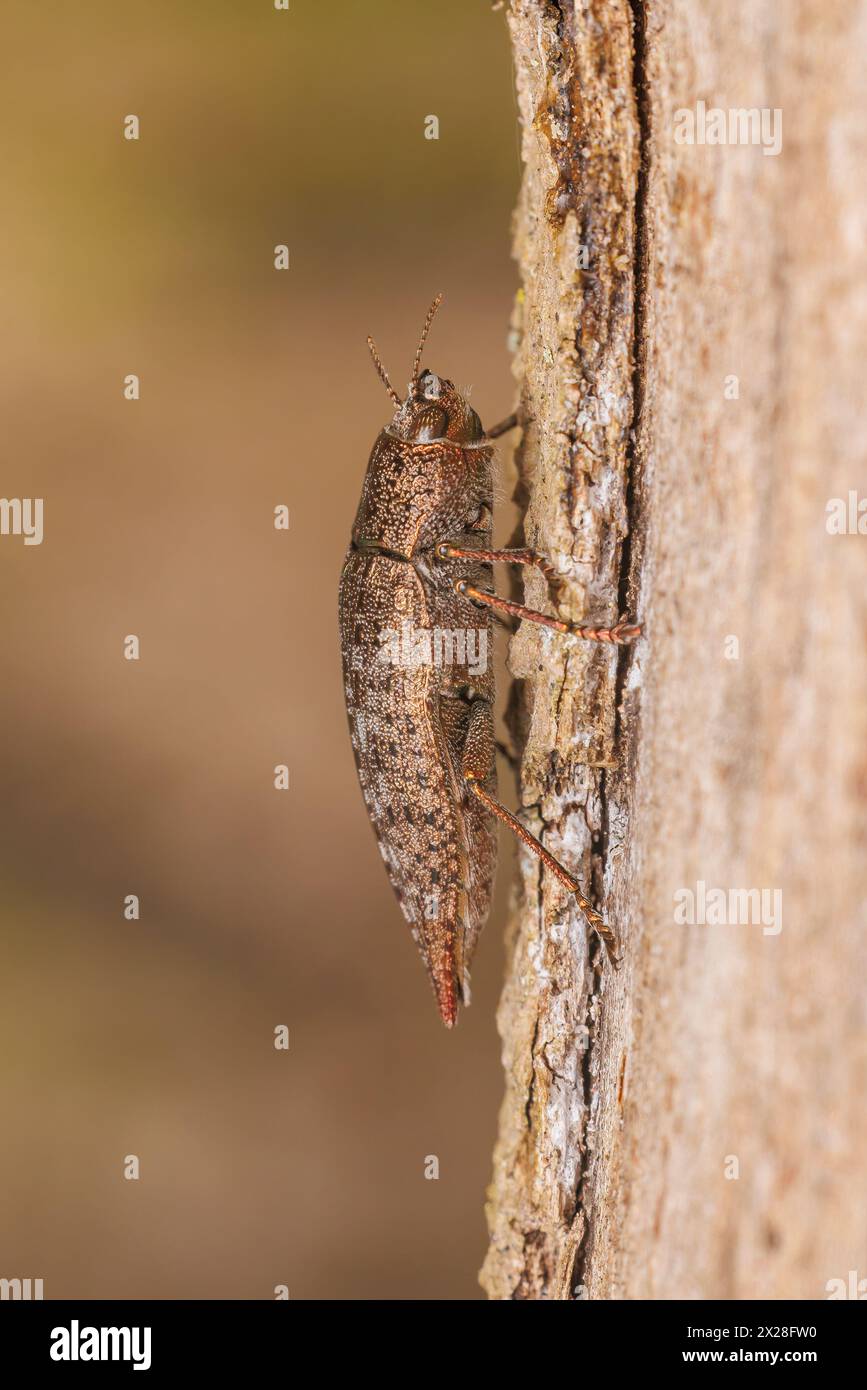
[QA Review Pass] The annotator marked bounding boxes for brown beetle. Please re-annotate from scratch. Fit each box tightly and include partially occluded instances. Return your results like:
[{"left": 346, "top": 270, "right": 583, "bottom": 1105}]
[{"left": 339, "top": 296, "right": 639, "bottom": 1027}]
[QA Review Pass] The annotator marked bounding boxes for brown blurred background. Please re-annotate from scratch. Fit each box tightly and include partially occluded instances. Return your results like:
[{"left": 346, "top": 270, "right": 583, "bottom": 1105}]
[{"left": 0, "top": 1, "right": 521, "bottom": 1298}]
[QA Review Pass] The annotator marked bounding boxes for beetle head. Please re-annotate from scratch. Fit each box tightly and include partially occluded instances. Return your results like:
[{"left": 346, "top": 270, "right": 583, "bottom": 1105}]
[
  {"left": 393, "top": 367, "right": 484, "bottom": 445},
  {"left": 366, "top": 294, "right": 485, "bottom": 445}
]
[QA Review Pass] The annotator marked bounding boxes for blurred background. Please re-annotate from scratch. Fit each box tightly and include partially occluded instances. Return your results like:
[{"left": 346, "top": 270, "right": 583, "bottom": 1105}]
[{"left": 0, "top": 1, "right": 521, "bottom": 1298}]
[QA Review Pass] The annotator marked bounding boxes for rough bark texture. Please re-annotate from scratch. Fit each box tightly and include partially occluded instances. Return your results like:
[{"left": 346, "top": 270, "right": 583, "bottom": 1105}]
[{"left": 481, "top": 0, "right": 867, "bottom": 1300}]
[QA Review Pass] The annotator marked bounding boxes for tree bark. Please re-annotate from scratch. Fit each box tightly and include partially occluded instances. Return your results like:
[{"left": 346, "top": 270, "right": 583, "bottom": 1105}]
[{"left": 481, "top": 0, "right": 867, "bottom": 1301}]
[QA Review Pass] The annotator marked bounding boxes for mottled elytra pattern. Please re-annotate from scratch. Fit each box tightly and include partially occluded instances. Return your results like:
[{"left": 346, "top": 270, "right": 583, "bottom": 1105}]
[
  {"left": 339, "top": 298, "right": 640, "bottom": 1027},
  {"left": 339, "top": 541, "right": 497, "bottom": 1027}
]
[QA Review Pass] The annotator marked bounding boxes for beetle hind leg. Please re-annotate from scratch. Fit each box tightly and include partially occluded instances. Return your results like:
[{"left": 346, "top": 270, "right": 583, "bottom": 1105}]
[{"left": 460, "top": 699, "right": 619, "bottom": 965}]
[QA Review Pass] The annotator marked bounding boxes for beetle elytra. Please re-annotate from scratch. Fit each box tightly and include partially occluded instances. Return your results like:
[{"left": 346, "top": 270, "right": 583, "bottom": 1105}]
[{"left": 338, "top": 296, "right": 640, "bottom": 1027}]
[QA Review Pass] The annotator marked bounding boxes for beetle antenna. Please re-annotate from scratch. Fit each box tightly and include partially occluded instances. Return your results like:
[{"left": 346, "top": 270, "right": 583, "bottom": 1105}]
[
  {"left": 412, "top": 293, "right": 444, "bottom": 382},
  {"left": 366, "top": 335, "right": 402, "bottom": 406}
]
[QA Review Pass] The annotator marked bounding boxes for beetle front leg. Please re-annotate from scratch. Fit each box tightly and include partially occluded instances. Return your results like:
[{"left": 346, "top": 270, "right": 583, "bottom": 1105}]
[
  {"left": 461, "top": 700, "right": 619, "bottom": 965},
  {"left": 486, "top": 412, "right": 519, "bottom": 439}
]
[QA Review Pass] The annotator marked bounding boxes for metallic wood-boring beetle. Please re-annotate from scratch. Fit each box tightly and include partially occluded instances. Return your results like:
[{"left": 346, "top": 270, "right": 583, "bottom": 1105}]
[{"left": 338, "top": 296, "right": 640, "bottom": 1027}]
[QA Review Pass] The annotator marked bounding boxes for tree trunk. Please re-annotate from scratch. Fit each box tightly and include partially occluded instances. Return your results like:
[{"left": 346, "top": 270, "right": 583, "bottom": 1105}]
[{"left": 481, "top": 0, "right": 867, "bottom": 1301}]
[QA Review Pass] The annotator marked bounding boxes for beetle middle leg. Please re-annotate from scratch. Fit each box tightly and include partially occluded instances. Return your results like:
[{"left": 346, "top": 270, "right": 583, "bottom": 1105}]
[
  {"left": 436, "top": 544, "right": 641, "bottom": 645},
  {"left": 460, "top": 698, "right": 619, "bottom": 964},
  {"left": 437, "top": 543, "right": 560, "bottom": 586},
  {"left": 458, "top": 585, "right": 640, "bottom": 645}
]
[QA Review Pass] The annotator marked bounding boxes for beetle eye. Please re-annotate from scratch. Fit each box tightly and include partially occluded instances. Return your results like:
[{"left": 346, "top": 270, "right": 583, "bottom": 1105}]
[
  {"left": 468, "top": 502, "right": 492, "bottom": 530},
  {"left": 411, "top": 405, "right": 448, "bottom": 441}
]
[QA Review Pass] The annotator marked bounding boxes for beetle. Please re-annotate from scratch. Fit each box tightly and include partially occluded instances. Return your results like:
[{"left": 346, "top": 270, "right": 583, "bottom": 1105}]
[{"left": 338, "top": 296, "right": 640, "bottom": 1026}]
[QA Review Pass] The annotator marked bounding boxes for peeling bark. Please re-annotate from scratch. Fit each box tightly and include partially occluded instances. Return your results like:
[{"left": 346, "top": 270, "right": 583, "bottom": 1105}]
[{"left": 482, "top": 0, "right": 867, "bottom": 1301}]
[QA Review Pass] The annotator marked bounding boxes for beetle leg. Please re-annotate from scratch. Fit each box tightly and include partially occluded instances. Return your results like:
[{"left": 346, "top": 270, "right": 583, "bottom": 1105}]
[
  {"left": 461, "top": 701, "right": 619, "bottom": 965},
  {"left": 486, "top": 412, "right": 519, "bottom": 438},
  {"left": 453, "top": 579, "right": 641, "bottom": 646},
  {"left": 436, "top": 543, "right": 640, "bottom": 642},
  {"left": 495, "top": 738, "right": 520, "bottom": 772},
  {"left": 436, "top": 543, "right": 559, "bottom": 586}
]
